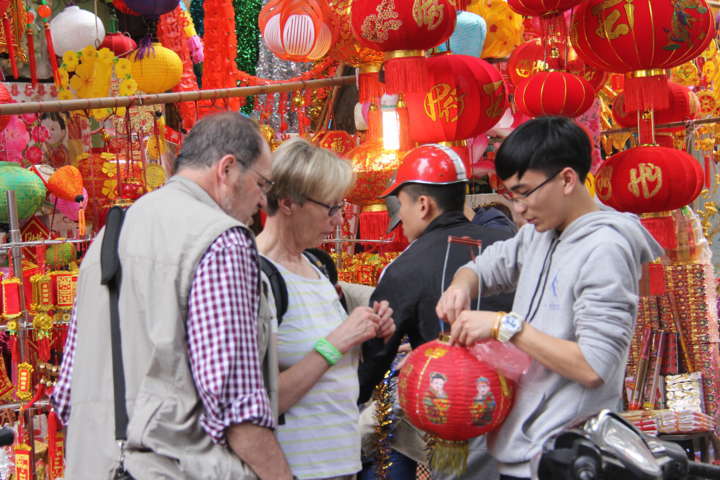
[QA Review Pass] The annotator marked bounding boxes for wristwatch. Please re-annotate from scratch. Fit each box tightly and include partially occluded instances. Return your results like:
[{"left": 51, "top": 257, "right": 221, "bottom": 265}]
[{"left": 496, "top": 312, "right": 524, "bottom": 342}]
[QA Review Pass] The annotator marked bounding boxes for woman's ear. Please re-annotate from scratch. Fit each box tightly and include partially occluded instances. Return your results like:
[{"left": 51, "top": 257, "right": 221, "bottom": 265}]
[{"left": 278, "top": 197, "right": 295, "bottom": 215}]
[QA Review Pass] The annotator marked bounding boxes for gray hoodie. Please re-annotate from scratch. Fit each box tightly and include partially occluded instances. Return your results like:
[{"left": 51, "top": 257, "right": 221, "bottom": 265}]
[{"left": 461, "top": 210, "right": 663, "bottom": 477}]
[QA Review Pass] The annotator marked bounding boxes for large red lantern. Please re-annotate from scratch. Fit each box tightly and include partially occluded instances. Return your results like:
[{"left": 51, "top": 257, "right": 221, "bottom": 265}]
[
  {"left": 405, "top": 54, "right": 507, "bottom": 144},
  {"left": 612, "top": 82, "right": 698, "bottom": 132},
  {"left": 325, "top": 0, "right": 384, "bottom": 67},
  {"left": 514, "top": 71, "right": 595, "bottom": 118},
  {"left": 507, "top": 0, "right": 583, "bottom": 17},
  {"left": 399, "top": 340, "right": 514, "bottom": 472},
  {"left": 259, "top": 0, "right": 333, "bottom": 62},
  {"left": 571, "top": 0, "right": 714, "bottom": 112},
  {"left": 350, "top": 0, "right": 457, "bottom": 93},
  {"left": 595, "top": 146, "right": 703, "bottom": 214}
]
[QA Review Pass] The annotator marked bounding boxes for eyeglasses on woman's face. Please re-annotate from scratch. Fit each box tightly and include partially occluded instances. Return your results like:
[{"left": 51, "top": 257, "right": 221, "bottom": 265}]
[{"left": 305, "top": 197, "right": 346, "bottom": 217}]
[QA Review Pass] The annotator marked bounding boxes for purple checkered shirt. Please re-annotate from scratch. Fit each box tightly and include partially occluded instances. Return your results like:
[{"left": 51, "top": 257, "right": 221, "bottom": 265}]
[{"left": 51, "top": 227, "right": 274, "bottom": 443}]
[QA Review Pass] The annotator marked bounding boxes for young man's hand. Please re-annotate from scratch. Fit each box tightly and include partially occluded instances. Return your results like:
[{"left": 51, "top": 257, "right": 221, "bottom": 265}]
[
  {"left": 448, "top": 310, "right": 496, "bottom": 346},
  {"left": 435, "top": 285, "right": 471, "bottom": 324}
]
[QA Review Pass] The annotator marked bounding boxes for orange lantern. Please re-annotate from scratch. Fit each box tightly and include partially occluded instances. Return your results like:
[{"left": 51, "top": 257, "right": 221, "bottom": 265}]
[
  {"left": 571, "top": 0, "right": 714, "bottom": 112},
  {"left": 405, "top": 54, "right": 507, "bottom": 144},
  {"left": 259, "top": 0, "right": 333, "bottom": 62},
  {"left": 514, "top": 71, "right": 595, "bottom": 118},
  {"left": 47, "top": 165, "right": 84, "bottom": 202},
  {"left": 595, "top": 145, "right": 704, "bottom": 214},
  {"left": 399, "top": 340, "right": 514, "bottom": 473},
  {"left": 350, "top": 0, "right": 457, "bottom": 93}
]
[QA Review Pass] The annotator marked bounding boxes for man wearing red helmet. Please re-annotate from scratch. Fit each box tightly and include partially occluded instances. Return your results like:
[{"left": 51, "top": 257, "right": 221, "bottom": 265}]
[
  {"left": 436, "top": 116, "right": 663, "bottom": 480},
  {"left": 358, "top": 143, "right": 514, "bottom": 480}
]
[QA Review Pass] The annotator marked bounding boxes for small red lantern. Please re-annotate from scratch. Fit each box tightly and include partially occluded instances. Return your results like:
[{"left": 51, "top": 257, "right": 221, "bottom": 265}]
[
  {"left": 571, "top": 0, "right": 714, "bottom": 112},
  {"left": 405, "top": 54, "right": 507, "bottom": 144},
  {"left": 399, "top": 340, "right": 514, "bottom": 473},
  {"left": 507, "top": 0, "right": 583, "bottom": 17},
  {"left": 100, "top": 32, "right": 137, "bottom": 57},
  {"left": 350, "top": 0, "right": 457, "bottom": 93},
  {"left": 259, "top": 0, "right": 333, "bottom": 62},
  {"left": 595, "top": 146, "right": 704, "bottom": 214},
  {"left": 514, "top": 71, "right": 595, "bottom": 118}
]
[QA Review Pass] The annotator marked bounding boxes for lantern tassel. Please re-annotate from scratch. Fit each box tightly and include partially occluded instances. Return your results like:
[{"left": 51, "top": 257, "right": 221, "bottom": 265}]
[
  {"left": 43, "top": 23, "right": 60, "bottom": 85},
  {"left": 2, "top": 14, "right": 18, "bottom": 79},
  {"left": 26, "top": 29, "right": 37, "bottom": 87},
  {"left": 623, "top": 73, "right": 670, "bottom": 113},
  {"left": 429, "top": 438, "right": 470, "bottom": 476},
  {"left": 359, "top": 207, "right": 389, "bottom": 252},
  {"left": 358, "top": 65, "right": 384, "bottom": 104},
  {"left": 383, "top": 55, "right": 428, "bottom": 95}
]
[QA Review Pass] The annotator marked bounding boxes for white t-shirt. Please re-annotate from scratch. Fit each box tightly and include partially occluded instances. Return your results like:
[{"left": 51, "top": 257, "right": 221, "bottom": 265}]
[{"left": 273, "top": 257, "right": 361, "bottom": 480}]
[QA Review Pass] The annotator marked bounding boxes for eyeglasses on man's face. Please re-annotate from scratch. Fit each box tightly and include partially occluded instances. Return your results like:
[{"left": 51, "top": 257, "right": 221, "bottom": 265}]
[
  {"left": 305, "top": 197, "right": 346, "bottom": 217},
  {"left": 251, "top": 168, "right": 275, "bottom": 194},
  {"left": 499, "top": 170, "right": 563, "bottom": 204}
]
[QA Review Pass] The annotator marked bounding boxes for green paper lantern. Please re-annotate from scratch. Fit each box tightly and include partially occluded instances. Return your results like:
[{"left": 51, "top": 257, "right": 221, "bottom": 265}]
[
  {"left": 0, "top": 162, "right": 47, "bottom": 223},
  {"left": 45, "top": 243, "right": 77, "bottom": 269}
]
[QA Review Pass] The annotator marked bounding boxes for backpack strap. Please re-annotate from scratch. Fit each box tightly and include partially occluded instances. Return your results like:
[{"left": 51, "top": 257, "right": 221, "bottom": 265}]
[
  {"left": 303, "top": 250, "right": 347, "bottom": 313},
  {"left": 259, "top": 255, "right": 288, "bottom": 323}
]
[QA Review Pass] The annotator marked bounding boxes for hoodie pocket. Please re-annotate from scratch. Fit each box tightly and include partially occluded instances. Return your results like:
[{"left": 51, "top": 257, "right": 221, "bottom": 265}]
[{"left": 518, "top": 391, "right": 548, "bottom": 456}]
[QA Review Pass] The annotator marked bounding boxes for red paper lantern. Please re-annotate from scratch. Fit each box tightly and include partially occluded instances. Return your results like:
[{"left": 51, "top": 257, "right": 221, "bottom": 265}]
[
  {"left": 350, "top": 0, "right": 457, "bottom": 92},
  {"left": 399, "top": 339, "right": 514, "bottom": 440},
  {"left": 325, "top": 0, "right": 384, "bottom": 67},
  {"left": 259, "top": 0, "right": 333, "bottom": 62},
  {"left": 405, "top": 54, "right": 507, "bottom": 144},
  {"left": 100, "top": 32, "right": 137, "bottom": 57},
  {"left": 612, "top": 82, "right": 698, "bottom": 132},
  {"left": 595, "top": 146, "right": 704, "bottom": 214},
  {"left": 514, "top": 71, "right": 595, "bottom": 118},
  {"left": 571, "top": 0, "right": 714, "bottom": 112},
  {"left": 0, "top": 83, "right": 12, "bottom": 131},
  {"left": 508, "top": 0, "right": 584, "bottom": 17}
]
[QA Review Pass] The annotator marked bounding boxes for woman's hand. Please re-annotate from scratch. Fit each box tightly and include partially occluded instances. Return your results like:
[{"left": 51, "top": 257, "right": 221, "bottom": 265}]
[
  {"left": 326, "top": 306, "right": 380, "bottom": 354},
  {"left": 449, "top": 310, "right": 496, "bottom": 346},
  {"left": 436, "top": 285, "right": 471, "bottom": 325},
  {"left": 372, "top": 300, "right": 395, "bottom": 342}
]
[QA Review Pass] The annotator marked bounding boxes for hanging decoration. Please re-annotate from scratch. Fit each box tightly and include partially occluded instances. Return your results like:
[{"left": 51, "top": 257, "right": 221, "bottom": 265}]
[
  {"left": 0, "top": 82, "right": 13, "bottom": 131},
  {"left": 0, "top": 0, "right": 27, "bottom": 79},
  {"left": 178, "top": 0, "right": 204, "bottom": 64},
  {"left": 571, "top": 0, "right": 714, "bottom": 113},
  {"left": 25, "top": 11, "right": 37, "bottom": 86},
  {"left": 514, "top": 71, "right": 595, "bottom": 118},
  {"left": 259, "top": 0, "right": 333, "bottom": 63},
  {"left": 325, "top": 0, "right": 383, "bottom": 67},
  {"left": 123, "top": 0, "right": 180, "bottom": 17},
  {"left": 507, "top": 0, "right": 583, "bottom": 17},
  {"left": 434, "top": 10, "right": 487, "bottom": 58},
  {"left": 405, "top": 53, "right": 507, "bottom": 144},
  {"left": 350, "top": 0, "right": 457, "bottom": 93},
  {"left": 595, "top": 146, "right": 704, "bottom": 214},
  {"left": 0, "top": 161, "right": 46, "bottom": 222},
  {"left": 398, "top": 339, "right": 514, "bottom": 475},
  {"left": 466, "top": 0, "right": 523, "bottom": 58},
  {"left": 49, "top": 6, "right": 106, "bottom": 57},
  {"left": 201, "top": 0, "right": 243, "bottom": 111},
  {"left": 129, "top": 43, "right": 183, "bottom": 94},
  {"left": 37, "top": 0, "right": 59, "bottom": 84},
  {"left": 100, "top": 32, "right": 137, "bottom": 57}
]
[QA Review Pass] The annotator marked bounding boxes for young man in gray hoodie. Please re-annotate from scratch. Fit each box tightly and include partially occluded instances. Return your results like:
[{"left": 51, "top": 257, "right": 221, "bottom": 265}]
[{"left": 436, "top": 116, "right": 664, "bottom": 480}]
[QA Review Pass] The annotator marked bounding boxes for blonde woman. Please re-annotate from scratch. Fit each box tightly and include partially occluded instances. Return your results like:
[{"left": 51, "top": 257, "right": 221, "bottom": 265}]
[{"left": 257, "top": 137, "right": 395, "bottom": 480}]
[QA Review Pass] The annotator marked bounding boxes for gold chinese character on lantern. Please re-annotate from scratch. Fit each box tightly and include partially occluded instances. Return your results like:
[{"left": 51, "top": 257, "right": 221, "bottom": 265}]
[
  {"left": 591, "top": 0, "right": 634, "bottom": 40},
  {"left": 424, "top": 83, "right": 465, "bottom": 122},
  {"left": 483, "top": 81, "right": 505, "bottom": 118},
  {"left": 628, "top": 162, "right": 662, "bottom": 199},
  {"left": 412, "top": 0, "right": 444, "bottom": 30},
  {"left": 595, "top": 165, "right": 614, "bottom": 201}
]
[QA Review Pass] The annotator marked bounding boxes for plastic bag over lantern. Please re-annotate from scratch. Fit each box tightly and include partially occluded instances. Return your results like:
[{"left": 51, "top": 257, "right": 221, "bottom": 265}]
[
  {"left": 399, "top": 339, "right": 514, "bottom": 475},
  {"left": 259, "top": 0, "right": 333, "bottom": 63},
  {"left": 49, "top": 6, "right": 106, "bottom": 56}
]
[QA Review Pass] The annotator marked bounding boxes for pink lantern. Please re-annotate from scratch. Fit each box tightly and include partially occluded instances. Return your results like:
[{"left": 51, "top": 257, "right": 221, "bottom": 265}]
[{"left": 259, "top": 0, "right": 333, "bottom": 62}]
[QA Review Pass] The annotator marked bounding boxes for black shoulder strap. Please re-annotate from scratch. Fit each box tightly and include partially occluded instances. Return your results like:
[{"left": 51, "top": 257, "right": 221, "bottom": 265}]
[
  {"left": 100, "top": 206, "right": 129, "bottom": 442},
  {"left": 259, "top": 255, "right": 288, "bottom": 323},
  {"left": 302, "top": 250, "right": 329, "bottom": 279}
]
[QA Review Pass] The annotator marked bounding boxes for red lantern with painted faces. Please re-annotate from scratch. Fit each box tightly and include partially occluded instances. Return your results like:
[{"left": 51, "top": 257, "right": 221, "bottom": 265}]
[
  {"left": 571, "top": 0, "right": 714, "bottom": 112},
  {"left": 259, "top": 0, "right": 333, "bottom": 62},
  {"left": 398, "top": 340, "right": 514, "bottom": 470},
  {"left": 350, "top": 0, "right": 457, "bottom": 93},
  {"left": 507, "top": 0, "right": 584, "bottom": 17},
  {"left": 405, "top": 54, "right": 507, "bottom": 144},
  {"left": 595, "top": 145, "right": 704, "bottom": 214},
  {"left": 514, "top": 71, "right": 595, "bottom": 118}
]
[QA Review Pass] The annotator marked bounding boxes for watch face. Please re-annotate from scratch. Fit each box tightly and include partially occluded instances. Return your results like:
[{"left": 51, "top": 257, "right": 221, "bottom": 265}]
[{"left": 504, "top": 313, "right": 521, "bottom": 330}]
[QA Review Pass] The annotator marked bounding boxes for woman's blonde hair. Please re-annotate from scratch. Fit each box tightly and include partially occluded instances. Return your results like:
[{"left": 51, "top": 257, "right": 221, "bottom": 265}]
[{"left": 266, "top": 137, "right": 354, "bottom": 216}]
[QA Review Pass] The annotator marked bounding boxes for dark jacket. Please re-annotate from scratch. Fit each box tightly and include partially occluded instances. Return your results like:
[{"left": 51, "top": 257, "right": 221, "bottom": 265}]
[
  {"left": 358, "top": 211, "right": 515, "bottom": 403},
  {"left": 472, "top": 206, "right": 518, "bottom": 236}
]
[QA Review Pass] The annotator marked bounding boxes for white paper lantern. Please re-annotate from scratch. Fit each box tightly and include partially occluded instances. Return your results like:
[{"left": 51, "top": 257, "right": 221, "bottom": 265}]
[{"left": 49, "top": 6, "right": 106, "bottom": 56}]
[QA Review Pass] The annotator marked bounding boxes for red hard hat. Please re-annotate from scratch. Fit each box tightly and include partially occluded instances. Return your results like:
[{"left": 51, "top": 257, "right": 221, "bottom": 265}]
[{"left": 380, "top": 144, "right": 468, "bottom": 198}]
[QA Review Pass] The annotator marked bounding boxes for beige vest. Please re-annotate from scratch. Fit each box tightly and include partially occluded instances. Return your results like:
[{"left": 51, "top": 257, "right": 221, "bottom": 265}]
[{"left": 66, "top": 176, "right": 278, "bottom": 479}]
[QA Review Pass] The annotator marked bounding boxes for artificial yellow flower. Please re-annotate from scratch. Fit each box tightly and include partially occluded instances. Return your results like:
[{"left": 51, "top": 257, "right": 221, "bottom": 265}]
[
  {"left": 81, "top": 45, "right": 98, "bottom": 60},
  {"left": 58, "top": 68, "right": 70, "bottom": 88},
  {"left": 57, "top": 89, "right": 73, "bottom": 100},
  {"left": 62, "top": 51, "right": 79, "bottom": 71},
  {"left": 119, "top": 78, "right": 138, "bottom": 96},
  {"left": 6, "top": 321, "right": 17, "bottom": 333},
  {"left": 98, "top": 47, "right": 115, "bottom": 64},
  {"left": 115, "top": 58, "right": 132, "bottom": 77}
]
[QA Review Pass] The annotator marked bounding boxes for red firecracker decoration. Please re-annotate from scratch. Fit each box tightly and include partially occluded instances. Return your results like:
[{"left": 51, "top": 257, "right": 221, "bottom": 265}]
[
  {"left": 259, "top": 0, "right": 333, "bottom": 62},
  {"left": 350, "top": 0, "right": 457, "bottom": 93},
  {"left": 595, "top": 145, "right": 704, "bottom": 214},
  {"left": 514, "top": 71, "right": 595, "bottom": 118},
  {"left": 571, "top": 0, "right": 714, "bottom": 112},
  {"left": 405, "top": 54, "right": 507, "bottom": 144},
  {"left": 399, "top": 340, "right": 514, "bottom": 475}
]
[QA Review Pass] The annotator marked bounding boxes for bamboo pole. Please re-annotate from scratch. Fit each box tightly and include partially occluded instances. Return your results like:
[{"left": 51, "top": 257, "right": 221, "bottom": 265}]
[
  {"left": 0, "top": 75, "right": 356, "bottom": 115},
  {"left": 601, "top": 116, "right": 720, "bottom": 135}
]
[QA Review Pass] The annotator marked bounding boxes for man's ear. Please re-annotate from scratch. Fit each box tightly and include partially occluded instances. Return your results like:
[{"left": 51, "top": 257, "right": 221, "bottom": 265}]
[
  {"left": 561, "top": 167, "right": 579, "bottom": 194},
  {"left": 215, "top": 154, "right": 236, "bottom": 183},
  {"left": 417, "top": 195, "right": 435, "bottom": 220}
]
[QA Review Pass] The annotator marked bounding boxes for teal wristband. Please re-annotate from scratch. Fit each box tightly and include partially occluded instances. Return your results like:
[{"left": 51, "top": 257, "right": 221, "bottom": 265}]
[{"left": 314, "top": 338, "right": 342, "bottom": 366}]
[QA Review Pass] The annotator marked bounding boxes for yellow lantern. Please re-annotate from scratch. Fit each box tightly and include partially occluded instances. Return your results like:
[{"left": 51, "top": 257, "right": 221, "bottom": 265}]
[{"left": 129, "top": 43, "right": 183, "bottom": 94}]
